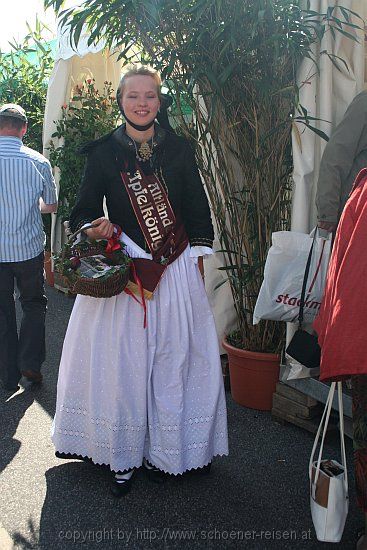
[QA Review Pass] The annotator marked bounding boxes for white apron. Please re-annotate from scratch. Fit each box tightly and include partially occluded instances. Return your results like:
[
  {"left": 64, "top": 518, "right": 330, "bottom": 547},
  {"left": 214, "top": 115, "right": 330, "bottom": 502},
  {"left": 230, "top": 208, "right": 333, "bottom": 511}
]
[{"left": 52, "top": 236, "right": 229, "bottom": 474}]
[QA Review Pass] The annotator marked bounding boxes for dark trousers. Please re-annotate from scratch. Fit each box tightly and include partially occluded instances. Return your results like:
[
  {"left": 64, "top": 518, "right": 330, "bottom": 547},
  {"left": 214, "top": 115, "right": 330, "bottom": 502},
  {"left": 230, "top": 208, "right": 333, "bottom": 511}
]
[{"left": 0, "top": 253, "right": 47, "bottom": 388}]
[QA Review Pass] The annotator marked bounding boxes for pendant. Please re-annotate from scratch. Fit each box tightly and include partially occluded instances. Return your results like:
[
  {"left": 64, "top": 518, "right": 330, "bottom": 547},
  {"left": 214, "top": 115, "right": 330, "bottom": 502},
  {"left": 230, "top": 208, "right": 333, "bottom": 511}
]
[{"left": 138, "top": 141, "right": 153, "bottom": 161}]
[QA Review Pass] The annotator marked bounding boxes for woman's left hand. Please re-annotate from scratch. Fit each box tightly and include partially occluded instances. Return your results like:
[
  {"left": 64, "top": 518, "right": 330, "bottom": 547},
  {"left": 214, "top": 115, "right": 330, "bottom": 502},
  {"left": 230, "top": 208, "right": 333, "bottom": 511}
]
[{"left": 85, "top": 217, "right": 114, "bottom": 240}]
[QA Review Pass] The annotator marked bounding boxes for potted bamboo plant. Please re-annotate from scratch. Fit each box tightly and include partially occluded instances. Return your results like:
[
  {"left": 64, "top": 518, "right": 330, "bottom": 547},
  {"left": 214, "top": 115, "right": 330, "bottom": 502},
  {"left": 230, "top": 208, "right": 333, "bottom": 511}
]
[{"left": 46, "top": 0, "right": 361, "bottom": 409}]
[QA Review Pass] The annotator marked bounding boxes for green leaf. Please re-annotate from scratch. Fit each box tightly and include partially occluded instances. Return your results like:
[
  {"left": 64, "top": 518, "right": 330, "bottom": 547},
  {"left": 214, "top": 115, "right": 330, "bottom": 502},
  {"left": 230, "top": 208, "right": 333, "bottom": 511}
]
[
  {"left": 218, "top": 265, "right": 240, "bottom": 271},
  {"left": 218, "top": 62, "right": 237, "bottom": 85},
  {"left": 332, "top": 26, "right": 359, "bottom": 43},
  {"left": 326, "top": 6, "right": 334, "bottom": 19},
  {"left": 214, "top": 279, "right": 228, "bottom": 291},
  {"left": 297, "top": 122, "right": 329, "bottom": 142},
  {"left": 323, "top": 52, "right": 350, "bottom": 73},
  {"left": 339, "top": 6, "right": 364, "bottom": 22}
]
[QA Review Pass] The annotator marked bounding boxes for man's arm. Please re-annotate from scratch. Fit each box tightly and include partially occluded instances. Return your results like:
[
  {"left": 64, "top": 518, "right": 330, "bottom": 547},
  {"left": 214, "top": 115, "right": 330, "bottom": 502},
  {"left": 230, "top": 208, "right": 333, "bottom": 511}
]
[
  {"left": 40, "top": 158, "right": 58, "bottom": 214},
  {"left": 316, "top": 91, "right": 367, "bottom": 227},
  {"left": 39, "top": 198, "right": 57, "bottom": 213}
]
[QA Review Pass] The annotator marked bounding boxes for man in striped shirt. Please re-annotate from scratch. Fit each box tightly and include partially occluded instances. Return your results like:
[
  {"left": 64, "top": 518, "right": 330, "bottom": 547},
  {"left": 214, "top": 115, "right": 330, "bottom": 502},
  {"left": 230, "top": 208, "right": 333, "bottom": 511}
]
[{"left": 0, "top": 104, "right": 57, "bottom": 391}]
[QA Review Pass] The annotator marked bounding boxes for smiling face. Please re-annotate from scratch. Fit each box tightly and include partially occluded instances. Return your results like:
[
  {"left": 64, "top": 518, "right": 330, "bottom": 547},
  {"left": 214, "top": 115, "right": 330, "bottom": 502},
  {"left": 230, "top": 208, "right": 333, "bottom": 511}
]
[{"left": 121, "top": 75, "right": 160, "bottom": 127}]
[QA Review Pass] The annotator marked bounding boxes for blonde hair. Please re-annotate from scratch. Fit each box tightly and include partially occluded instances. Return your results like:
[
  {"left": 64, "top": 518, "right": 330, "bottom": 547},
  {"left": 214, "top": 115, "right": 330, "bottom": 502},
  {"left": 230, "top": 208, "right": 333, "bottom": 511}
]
[{"left": 117, "top": 64, "right": 162, "bottom": 105}]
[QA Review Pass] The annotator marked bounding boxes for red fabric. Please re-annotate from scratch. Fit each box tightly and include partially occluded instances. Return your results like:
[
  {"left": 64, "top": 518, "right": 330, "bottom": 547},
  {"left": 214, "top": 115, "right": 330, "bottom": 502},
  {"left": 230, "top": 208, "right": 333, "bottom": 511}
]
[
  {"left": 314, "top": 168, "right": 367, "bottom": 381},
  {"left": 105, "top": 225, "right": 122, "bottom": 253}
]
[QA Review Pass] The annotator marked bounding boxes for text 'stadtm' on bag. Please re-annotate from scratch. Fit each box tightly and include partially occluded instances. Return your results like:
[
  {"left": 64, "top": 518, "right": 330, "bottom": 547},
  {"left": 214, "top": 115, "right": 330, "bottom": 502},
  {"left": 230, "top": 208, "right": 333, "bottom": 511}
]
[{"left": 253, "top": 230, "right": 331, "bottom": 325}]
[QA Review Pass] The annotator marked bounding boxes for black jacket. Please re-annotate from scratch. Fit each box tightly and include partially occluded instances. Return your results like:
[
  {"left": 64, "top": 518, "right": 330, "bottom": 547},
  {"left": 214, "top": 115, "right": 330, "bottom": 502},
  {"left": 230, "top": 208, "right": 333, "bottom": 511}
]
[{"left": 70, "top": 125, "right": 214, "bottom": 251}]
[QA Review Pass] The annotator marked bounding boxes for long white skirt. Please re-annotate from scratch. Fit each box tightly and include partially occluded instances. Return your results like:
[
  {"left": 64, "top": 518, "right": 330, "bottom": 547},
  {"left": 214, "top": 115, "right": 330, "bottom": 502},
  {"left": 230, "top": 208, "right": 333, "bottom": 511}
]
[{"left": 52, "top": 237, "right": 228, "bottom": 474}]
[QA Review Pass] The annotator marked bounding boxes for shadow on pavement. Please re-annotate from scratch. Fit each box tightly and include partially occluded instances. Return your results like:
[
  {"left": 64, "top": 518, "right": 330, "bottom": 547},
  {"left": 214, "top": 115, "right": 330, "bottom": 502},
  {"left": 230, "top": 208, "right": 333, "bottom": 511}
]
[
  {"left": 12, "top": 287, "right": 75, "bottom": 422},
  {"left": 16, "top": 450, "right": 361, "bottom": 550},
  {"left": 0, "top": 389, "right": 34, "bottom": 473}
]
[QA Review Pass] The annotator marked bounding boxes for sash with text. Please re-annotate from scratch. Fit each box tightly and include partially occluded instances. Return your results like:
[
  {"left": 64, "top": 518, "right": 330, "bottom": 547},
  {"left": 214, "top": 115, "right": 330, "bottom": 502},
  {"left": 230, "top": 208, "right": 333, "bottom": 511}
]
[{"left": 120, "top": 166, "right": 189, "bottom": 299}]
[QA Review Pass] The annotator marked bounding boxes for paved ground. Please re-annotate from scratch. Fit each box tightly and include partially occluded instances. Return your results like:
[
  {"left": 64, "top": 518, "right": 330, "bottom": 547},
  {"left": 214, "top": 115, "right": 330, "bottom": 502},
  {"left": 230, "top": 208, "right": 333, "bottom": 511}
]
[{"left": 0, "top": 287, "right": 362, "bottom": 549}]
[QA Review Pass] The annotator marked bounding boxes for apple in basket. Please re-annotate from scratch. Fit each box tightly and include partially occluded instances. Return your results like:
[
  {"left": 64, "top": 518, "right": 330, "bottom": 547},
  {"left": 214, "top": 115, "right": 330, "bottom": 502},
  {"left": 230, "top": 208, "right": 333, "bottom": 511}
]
[{"left": 70, "top": 256, "right": 81, "bottom": 269}]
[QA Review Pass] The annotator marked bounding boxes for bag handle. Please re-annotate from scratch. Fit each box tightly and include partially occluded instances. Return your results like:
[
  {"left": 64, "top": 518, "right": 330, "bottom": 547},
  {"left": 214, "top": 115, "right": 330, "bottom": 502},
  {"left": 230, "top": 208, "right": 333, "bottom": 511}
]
[
  {"left": 338, "top": 381, "right": 348, "bottom": 493},
  {"left": 68, "top": 223, "right": 99, "bottom": 243},
  {"left": 298, "top": 228, "right": 330, "bottom": 329},
  {"left": 309, "top": 381, "right": 335, "bottom": 495},
  {"left": 61, "top": 223, "right": 100, "bottom": 263},
  {"left": 309, "top": 382, "right": 348, "bottom": 498},
  {"left": 298, "top": 229, "right": 317, "bottom": 329}
]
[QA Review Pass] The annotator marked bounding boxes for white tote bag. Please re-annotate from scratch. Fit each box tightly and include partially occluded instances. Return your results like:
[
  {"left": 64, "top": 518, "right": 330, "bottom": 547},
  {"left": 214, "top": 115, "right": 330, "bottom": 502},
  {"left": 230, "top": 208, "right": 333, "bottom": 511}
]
[
  {"left": 309, "top": 382, "right": 348, "bottom": 543},
  {"left": 253, "top": 230, "right": 330, "bottom": 325}
]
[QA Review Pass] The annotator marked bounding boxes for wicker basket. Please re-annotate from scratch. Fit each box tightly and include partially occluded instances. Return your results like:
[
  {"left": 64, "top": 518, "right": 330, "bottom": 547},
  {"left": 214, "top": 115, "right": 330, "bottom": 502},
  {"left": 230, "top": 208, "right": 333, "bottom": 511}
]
[{"left": 54, "top": 224, "right": 131, "bottom": 298}]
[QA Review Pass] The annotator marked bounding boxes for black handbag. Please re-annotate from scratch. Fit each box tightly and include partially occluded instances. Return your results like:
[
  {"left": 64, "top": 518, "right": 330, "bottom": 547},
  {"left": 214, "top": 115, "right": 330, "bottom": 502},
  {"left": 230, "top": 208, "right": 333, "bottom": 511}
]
[{"left": 286, "top": 231, "right": 321, "bottom": 369}]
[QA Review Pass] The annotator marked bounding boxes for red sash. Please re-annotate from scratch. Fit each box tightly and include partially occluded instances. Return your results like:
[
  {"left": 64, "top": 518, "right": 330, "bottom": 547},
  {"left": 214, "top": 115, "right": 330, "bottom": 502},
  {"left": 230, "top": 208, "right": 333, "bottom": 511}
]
[{"left": 120, "top": 166, "right": 189, "bottom": 300}]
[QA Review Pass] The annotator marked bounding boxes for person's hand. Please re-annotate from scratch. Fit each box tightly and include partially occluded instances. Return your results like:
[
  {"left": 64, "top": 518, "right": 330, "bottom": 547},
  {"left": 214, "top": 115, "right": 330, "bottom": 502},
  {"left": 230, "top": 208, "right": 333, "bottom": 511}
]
[
  {"left": 84, "top": 217, "right": 114, "bottom": 240},
  {"left": 318, "top": 221, "right": 337, "bottom": 233}
]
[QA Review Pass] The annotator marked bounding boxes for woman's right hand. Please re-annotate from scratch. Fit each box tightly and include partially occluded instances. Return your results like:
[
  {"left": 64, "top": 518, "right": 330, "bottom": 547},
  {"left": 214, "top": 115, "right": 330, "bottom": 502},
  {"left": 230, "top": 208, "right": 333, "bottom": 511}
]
[{"left": 84, "top": 217, "right": 114, "bottom": 240}]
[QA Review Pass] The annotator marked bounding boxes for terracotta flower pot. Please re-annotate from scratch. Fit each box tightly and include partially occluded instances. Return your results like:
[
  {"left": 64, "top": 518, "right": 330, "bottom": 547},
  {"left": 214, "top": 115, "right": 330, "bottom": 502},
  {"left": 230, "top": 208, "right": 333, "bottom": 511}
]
[
  {"left": 222, "top": 338, "right": 280, "bottom": 411},
  {"left": 44, "top": 251, "right": 54, "bottom": 287}
]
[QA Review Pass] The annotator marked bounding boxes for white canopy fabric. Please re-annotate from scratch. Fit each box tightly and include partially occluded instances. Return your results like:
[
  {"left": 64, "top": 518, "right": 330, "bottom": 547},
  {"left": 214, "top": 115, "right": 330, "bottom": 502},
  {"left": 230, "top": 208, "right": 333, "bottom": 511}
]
[
  {"left": 42, "top": 33, "right": 236, "bottom": 345},
  {"left": 291, "top": 0, "right": 366, "bottom": 232},
  {"left": 56, "top": 27, "right": 106, "bottom": 60},
  {"left": 43, "top": 43, "right": 123, "bottom": 254},
  {"left": 287, "top": 0, "right": 366, "bottom": 353}
]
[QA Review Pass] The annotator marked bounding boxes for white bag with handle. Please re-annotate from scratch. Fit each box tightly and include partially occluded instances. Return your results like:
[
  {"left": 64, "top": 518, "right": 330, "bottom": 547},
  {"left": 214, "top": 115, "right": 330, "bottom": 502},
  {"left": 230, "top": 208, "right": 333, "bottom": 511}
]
[
  {"left": 309, "top": 382, "right": 348, "bottom": 543},
  {"left": 253, "top": 230, "right": 330, "bottom": 325}
]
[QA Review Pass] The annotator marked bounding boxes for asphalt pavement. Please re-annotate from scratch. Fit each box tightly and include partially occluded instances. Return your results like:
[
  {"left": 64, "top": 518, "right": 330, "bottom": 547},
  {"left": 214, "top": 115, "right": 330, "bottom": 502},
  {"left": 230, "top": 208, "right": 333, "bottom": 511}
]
[{"left": 0, "top": 286, "right": 362, "bottom": 549}]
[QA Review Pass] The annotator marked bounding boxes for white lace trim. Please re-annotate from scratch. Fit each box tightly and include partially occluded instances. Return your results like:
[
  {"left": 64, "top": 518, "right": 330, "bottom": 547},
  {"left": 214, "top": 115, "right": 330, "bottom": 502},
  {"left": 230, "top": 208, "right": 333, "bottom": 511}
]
[
  {"left": 54, "top": 406, "right": 227, "bottom": 459},
  {"left": 59, "top": 404, "right": 226, "bottom": 432},
  {"left": 190, "top": 246, "right": 213, "bottom": 264},
  {"left": 55, "top": 428, "right": 226, "bottom": 453}
]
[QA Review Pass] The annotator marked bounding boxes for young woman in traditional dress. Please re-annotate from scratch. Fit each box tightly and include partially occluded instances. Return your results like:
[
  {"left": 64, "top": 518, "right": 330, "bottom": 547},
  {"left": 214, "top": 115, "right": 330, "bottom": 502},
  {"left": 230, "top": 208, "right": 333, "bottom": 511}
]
[{"left": 52, "top": 64, "right": 228, "bottom": 496}]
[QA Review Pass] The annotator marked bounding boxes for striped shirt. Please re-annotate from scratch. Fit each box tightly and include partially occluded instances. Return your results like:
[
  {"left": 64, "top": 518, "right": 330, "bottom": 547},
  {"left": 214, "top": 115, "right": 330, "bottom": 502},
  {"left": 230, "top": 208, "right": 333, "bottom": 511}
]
[{"left": 0, "top": 136, "right": 57, "bottom": 262}]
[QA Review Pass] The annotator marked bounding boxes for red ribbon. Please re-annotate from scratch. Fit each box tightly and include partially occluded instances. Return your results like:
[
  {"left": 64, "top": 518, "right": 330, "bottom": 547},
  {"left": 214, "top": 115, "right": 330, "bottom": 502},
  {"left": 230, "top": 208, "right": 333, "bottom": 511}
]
[{"left": 105, "top": 225, "right": 122, "bottom": 254}]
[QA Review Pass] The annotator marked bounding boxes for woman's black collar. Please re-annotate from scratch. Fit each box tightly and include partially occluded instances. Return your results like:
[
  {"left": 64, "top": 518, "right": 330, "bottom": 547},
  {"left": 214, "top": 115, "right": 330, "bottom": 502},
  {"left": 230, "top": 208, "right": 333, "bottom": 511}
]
[
  {"left": 78, "top": 123, "right": 166, "bottom": 156},
  {"left": 112, "top": 123, "right": 166, "bottom": 154}
]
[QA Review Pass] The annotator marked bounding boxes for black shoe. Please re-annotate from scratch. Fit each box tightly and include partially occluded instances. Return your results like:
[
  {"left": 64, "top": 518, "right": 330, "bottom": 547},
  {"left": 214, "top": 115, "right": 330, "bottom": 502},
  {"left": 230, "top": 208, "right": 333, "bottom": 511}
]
[
  {"left": 55, "top": 451, "right": 94, "bottom": 464},
  {"left": 21, "top": 370, "right": 43, "bottom": 383},
  {"left": 189, "top": 462, "right": 212, "bottom": 475},
  {"left": 110, "top": 469, "right": 135, "bottom": 497},
  {"left": 143, "top": 459, "right": 167, "bottom": 484}
]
